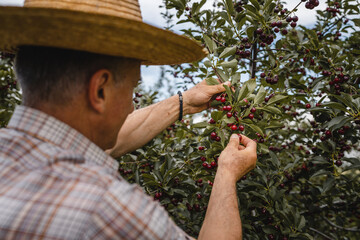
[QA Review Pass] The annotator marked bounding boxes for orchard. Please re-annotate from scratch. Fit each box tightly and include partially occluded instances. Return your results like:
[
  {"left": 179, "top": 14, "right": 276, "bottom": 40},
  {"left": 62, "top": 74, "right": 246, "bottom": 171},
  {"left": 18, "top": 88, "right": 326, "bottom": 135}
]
[{"left": 1, "top": 0, "right": 360, "bottom": 239}]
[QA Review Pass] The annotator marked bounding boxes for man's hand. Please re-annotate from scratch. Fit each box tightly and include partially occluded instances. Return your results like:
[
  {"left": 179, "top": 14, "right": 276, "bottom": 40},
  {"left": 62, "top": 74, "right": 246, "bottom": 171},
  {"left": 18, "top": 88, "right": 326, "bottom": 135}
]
[
  {"left": 217, "top": 134, "right": 257, "bottom": 183},
  {"left": 182, "top": 79, "right": 231, "bottom": 115},
  {"left": 198, "top": 134, "right": 257, "bottom": 240}
]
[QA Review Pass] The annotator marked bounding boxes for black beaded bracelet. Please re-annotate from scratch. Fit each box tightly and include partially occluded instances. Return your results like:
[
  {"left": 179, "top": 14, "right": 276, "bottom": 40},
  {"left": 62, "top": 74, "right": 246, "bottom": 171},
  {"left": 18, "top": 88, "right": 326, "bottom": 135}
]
[{"left": 178, "top": 91, "right": 183, "bottom": 121}]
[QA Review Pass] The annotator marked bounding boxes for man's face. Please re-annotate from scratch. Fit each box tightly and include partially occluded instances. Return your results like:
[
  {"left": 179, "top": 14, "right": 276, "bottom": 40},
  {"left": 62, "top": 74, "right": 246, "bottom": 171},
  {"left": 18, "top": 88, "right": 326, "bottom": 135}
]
[{"left": 105, "top": 60, "right": 141, "bottom": 149}]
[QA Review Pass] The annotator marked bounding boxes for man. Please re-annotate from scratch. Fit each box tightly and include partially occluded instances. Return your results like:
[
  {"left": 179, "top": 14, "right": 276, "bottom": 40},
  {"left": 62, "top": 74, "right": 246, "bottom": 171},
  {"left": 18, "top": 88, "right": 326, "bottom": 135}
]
[{"left": 0, "top": 1, "right": 257, "bottom": 239}]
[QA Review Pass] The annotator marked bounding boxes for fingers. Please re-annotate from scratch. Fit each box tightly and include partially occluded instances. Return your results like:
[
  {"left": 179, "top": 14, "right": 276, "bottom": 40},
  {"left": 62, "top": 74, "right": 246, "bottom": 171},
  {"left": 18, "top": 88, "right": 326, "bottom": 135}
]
[
  {"left": 208, "top": 81, "right": 231, "bottom": 94},
  {"left": 227, "top": 134, "right": 240, "bottom": 149},
  {"left": 239, "top": 134, "right": 257, "bottom": 152}
]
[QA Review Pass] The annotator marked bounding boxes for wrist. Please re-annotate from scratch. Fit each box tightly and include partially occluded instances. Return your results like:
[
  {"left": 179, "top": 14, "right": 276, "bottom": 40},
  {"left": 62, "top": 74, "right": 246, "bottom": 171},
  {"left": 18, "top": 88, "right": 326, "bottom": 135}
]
[
  {"left": 181, "top": 91, "right": 192, "bottom": 115},
  {"left": 215, "top": 167, "right": 238, "bottom": 185}
]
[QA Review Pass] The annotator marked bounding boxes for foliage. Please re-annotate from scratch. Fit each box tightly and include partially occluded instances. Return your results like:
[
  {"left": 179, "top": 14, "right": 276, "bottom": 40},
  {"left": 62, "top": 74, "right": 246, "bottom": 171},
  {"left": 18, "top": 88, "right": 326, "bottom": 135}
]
[
  {"left": 120, "top": 0, "right": 360, "bottom": 239},
  {"left": 0, "top": 53, "right": 20, "bottom": 127}
]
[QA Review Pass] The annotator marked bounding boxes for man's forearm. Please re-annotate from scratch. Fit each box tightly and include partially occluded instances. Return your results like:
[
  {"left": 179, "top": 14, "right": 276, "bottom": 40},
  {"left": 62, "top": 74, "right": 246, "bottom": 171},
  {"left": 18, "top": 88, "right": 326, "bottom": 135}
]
[
  {"left": 198, "top": 171, "right": 242, "bottom": 240},
  {"left": 108, "top": 94, "right": 186, "bottom": 157}
]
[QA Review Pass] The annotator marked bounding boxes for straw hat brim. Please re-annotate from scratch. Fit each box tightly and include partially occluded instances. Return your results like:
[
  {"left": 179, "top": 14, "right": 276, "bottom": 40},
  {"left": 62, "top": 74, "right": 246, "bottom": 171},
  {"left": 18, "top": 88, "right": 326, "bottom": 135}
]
[{"left": 0, "top": 7, "right": 207, "bottom": 65}]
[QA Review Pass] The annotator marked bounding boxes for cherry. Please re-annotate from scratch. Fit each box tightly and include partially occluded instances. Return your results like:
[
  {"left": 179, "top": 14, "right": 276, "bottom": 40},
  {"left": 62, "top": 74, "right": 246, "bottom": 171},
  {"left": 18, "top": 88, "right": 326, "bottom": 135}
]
[
  {"left": 197, "top": 179, "right": 203, "bottom": 183},
  {"left": 239, "top": 125, "right": 245, "bottom": 131},
  {"left": 250, "top": 107, "right": 257, "bottom": 113},
  {"left": 200, "top": 156, "right": 206, "bottom": 162},
  {"left": 215, "top": 136, "right": 221, "bottom": 142},
  {"left": 325, "top": 130, "right": 332, "bottom": 136},
  {"left": 286, "top": 16, "right": 292, "bottom": 22},
  {"left": 202, "top": 162, "right": 208, "bottom": 168},
  {"left": 248, "top": 113, "right": 255, "bottom": 120},
  {"left": 211, "top": 161, "right": 217, "bottom": 167},
  {"left": 260, "top": 73, "right": 266, "bottom": 78},
  {"left": 226, "top": 112, "right": 233, "bottom": 118},
  {"left": 292, "top": 16, "right": 299, "bottom": 22},
  {"left": 281, "top": 29, "right": 288, "bottom": 35},
  {"left": 220, "top": 97, "right": 226, "bottom": 103},
  {"left": 231, "top": 125, "right": 238, "bottom": 131},
  {"left": 198, "top": 146, "right": 205, "bottom": 151},
  {"left": 215, "top": 95, "right": 222, "bottom": 101},
  {"left": 274, "top": 27, "right": 280, "bottom": 33},
  {"left": 209, "top": 118, "right": 216, "bottom": 124},
  {"left": 210, "top": 132, "right": 217, "bottom": 139},
  {"left": 196, "top": 193, "right": 202, "bottom": 199},
  {"left": 305, "top": 103, "right": 311, "bottom": 109},
  {"left": 290, "top": 22, "right": 297, "bottom": 28},
  {"left": 255, "top": 28, "right": 263, "bottom": 34},
  {"left": 335, "top": 160, "right": 342, "bottom": 166}
]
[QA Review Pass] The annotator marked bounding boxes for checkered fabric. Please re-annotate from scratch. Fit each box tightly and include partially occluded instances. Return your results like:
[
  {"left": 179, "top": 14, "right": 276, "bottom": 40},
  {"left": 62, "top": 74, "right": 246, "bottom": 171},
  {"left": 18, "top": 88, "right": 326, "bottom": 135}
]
[{"left": 0, "top": 106, "right": 190, "bottom": 240}]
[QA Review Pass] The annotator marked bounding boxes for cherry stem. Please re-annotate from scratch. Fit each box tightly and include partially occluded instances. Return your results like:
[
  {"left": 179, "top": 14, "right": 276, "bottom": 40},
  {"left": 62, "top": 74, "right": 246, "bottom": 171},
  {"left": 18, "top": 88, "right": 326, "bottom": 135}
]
[
  {"left": 321, "top": 15, "right": 346, "bottom": 36},
  {"left": 284, "top": 1, "right": 303, "bottom": 19}
]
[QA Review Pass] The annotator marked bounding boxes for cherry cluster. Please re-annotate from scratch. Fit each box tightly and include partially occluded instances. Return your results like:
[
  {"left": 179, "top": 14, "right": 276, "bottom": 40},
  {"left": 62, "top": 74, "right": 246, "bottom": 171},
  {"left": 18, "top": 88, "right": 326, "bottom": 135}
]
[
  {"left": 303, "top": 0, "right": 320, "bottom": 9},
  {"left": 260, "top": 72, "right": 279, "bottom": 85}
]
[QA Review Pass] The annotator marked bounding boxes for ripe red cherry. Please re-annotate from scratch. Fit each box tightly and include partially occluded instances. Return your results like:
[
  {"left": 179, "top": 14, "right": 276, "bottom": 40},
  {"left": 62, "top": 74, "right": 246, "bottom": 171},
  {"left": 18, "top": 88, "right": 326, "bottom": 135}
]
[
  {"left": 215, "top": 95, "right": 222, "bottom": 101},
  {"left": 305, "top": 103, "right": 311, "bottom": 109},
  {"left": 290, "top": 22, "right": 297, "bottom": 28},
  {"left": 231, "top": 125, "right": 238, "bottom": 131},
  {"left": 200, "top": 156, "right": 206, "bottom": 162},
  {"left": 226, "top": 112, "right": 233, "bottom": 118},
  {"left": 209, "top": 118, "right": 216, "bottom": 124},
  {"left": 215, "top": 136, "right": 221, "bottom": 142},
  {"left": 292, "top": 16, "right": 299, "bottom": 22},
  {"left": 260, "top": 72, "right": 266, "bottom": 78},
  {"left": 325, "top": 130, "right": 332, "bottom": 136},
  {"left": 220, "top": 97, "right": 226, "bottom": 103},
  {"left": 210, "top": 132, "right": 217, "bottom": 139},
  {"left": 211, "top": 161, "right": 217, "bottom": 167},
  {"left": 250, "top": 107, "right": 256, "bottom": 113},
  {"left": 281, "top": 29, "right": 288, "bottom": 35},
  {"left": 198, "top": 146, "right": 205, "bottom": 151},
  {"left": 196, "top": 193, "right": 202, "bottom": 199},
  {"left": 239, "top": 125, "right": 245, "bottom": 131},
  {"left": 202, "top": 162, "right": 208, "bottom": 168},
  {"left": 335, "top": 160, "right": 342, "bottom": 166},
  {"left": 248, "top": 113, "right": 254, "bottom": 119}
]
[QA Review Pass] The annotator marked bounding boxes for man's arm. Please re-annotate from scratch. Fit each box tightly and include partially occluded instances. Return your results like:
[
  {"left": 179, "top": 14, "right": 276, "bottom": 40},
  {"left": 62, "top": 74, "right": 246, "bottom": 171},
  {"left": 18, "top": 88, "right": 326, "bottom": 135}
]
[
  {"left": 107, "top": 80, "right": 230, "bottom": 158},
  {"left": 198, "top": 134, "right": 257, "bottom": 240}
]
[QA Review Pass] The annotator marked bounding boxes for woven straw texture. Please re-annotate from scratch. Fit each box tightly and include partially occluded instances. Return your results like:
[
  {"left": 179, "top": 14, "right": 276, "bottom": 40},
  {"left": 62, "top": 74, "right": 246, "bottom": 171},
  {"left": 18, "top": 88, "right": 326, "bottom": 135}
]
[{"left": 0, "top": 0, "right": 207, "bottom": 65}]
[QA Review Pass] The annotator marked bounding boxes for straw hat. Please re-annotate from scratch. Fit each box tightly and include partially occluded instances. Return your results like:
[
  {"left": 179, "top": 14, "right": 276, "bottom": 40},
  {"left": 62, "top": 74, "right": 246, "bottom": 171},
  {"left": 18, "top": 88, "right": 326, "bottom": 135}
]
[{"left": 0, "top": 0, "right": 207, "bottom": 65}]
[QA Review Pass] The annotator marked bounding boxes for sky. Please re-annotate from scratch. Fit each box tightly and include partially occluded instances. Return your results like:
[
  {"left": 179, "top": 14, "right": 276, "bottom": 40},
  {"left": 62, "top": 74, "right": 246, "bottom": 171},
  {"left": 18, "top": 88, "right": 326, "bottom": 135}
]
[{"left": 0, "top": 0, "right": 326, "bottom": 91}]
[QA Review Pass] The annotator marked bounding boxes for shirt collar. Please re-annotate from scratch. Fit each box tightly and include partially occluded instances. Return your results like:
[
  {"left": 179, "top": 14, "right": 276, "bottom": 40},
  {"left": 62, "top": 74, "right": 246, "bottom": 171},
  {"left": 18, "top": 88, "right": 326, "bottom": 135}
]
[{"left": 7, "top": 105, "right": 119, "bottom": 172}]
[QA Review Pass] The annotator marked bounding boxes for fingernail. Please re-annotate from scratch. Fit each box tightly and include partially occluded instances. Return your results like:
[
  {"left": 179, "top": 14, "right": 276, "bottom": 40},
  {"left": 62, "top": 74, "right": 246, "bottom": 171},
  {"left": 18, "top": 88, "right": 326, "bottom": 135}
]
[{"left": 231, "top": 134, "right": 238, "bottom": 139}]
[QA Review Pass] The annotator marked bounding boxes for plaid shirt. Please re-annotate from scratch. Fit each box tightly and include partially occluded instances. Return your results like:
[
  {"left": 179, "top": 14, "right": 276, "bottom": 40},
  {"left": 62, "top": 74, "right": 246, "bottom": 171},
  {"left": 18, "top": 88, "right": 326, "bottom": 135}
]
[{"left": 0, "top": 106, "right": 190, "bottom": 240}]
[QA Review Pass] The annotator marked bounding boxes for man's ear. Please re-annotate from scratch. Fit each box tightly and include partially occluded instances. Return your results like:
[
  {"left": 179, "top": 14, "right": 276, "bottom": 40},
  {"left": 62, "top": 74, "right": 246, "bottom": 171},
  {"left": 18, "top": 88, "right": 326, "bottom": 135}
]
[{"left": 88, "top": 69, "right": 112, "bottom": 113}]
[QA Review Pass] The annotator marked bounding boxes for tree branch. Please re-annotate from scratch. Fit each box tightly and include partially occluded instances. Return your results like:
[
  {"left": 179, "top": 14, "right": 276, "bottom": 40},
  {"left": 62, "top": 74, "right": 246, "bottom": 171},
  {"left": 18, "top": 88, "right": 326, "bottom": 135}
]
[
  {"left": 323, "top": 217, "right": 360, "bottom": 232},
  {"left": 309, "top": 227, "right": 336, "bottom": 240}
]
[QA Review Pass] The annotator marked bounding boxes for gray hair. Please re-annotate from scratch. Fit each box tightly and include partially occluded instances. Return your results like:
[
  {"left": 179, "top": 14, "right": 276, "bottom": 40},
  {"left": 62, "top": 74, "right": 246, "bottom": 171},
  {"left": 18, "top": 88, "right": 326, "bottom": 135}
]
[{"left": 15, "top": 46, "right": 132, "bottom": 106}]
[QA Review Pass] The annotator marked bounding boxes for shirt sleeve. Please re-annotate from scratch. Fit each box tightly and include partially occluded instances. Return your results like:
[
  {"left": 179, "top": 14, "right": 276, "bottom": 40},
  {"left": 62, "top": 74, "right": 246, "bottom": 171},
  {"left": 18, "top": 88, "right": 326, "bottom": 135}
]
[{"left": 84, "top": 179, "right": 191, "bottom": 240}]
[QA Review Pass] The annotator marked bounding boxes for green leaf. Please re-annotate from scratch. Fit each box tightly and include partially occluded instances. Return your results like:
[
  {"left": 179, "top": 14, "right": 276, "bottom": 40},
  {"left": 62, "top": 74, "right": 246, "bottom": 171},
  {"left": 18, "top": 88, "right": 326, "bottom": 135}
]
[
  {"left": 266, "top": 95, "right": 288, "bottom": 105},
  {"left": 192, "top": 121, "right": 209, "bottom": 128},
  {"left": 219, "top": 46, "right": 237, "bottom": 58},
  {"left": 298, "top": 216, "right": 306, "bottom": 230},
  {"left": 254, "top": 86, "right": 266, "bottom": 105},
  {"left": 206, "top": 77, "right": 219, "bottom": 86},
  {"left": 203, "top": 34, "right": 216, "bottom": 53},
  {"left": 247, "top": 123, "right": 264, "bottom": 136},
  {"left": 224, "top": 0, "right": 235, "bottom": 15},
  {"left": 323, "top": 116, "right": 351, "bottom": 130},
  {"left": 237, "top": 85, "right": 249, "bottom": 102},
  {"left": 261, "top": 106, "right": 282, "bottom": 115},
  {"left": 249, "top": 0, "right": 260, "bottom": 11},
  {"left": 219, "top": 59, "right": 238, "bottom": 68}
]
